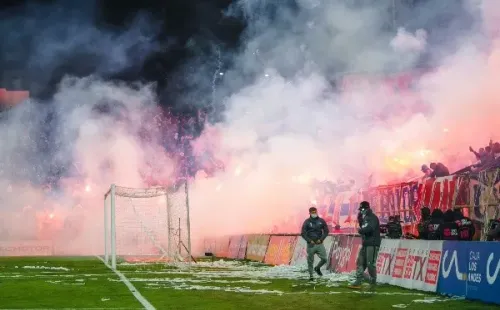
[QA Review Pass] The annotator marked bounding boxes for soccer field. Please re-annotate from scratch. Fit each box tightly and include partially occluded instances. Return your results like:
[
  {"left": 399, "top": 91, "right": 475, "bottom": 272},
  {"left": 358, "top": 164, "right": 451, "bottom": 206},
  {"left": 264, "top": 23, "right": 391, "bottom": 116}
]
[{"left": 0, "top": 257, "right": 495, "bottom": 310}]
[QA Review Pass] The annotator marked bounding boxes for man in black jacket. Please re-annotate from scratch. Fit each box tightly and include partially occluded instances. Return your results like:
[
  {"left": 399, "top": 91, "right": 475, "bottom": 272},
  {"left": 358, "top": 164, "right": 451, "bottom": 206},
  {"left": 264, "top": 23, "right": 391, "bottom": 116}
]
[
  {"left": 427, "top": 209, "right": 444, "bottom": 240},
  {"left": 301, "top": 207, "right": 329, "bottom": 281},
  {"left": 349, "top": 201, "right": 381, "bottom": 289},
  {"left": 442, "top": 209, "right": 459, "bottom": 240},
  {"left": 386, "top": 215, "right": 403, "bottom": 239},
  {"left": 453, "top": 208, "right": 475, "bottom": 241},
  {"left": 417, "top": 207, "right": 431, "bottom": 239},
  {"left": 487, "top": 218, "right": 500, "bottom": 241}
]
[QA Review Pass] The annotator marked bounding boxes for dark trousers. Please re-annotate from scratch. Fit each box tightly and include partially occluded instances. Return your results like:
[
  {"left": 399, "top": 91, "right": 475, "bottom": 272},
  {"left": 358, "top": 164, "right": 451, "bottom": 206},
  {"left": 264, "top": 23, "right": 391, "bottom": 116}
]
[{"left": 355, "top": 245, "right": 379, "bottom": 284}]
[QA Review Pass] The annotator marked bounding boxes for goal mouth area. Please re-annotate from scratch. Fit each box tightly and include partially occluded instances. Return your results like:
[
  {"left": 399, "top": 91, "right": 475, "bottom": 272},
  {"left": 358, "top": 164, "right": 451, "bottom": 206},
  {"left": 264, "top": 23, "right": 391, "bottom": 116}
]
[{"left": 104, "top": 183, "right": 193, "bottom": 269}]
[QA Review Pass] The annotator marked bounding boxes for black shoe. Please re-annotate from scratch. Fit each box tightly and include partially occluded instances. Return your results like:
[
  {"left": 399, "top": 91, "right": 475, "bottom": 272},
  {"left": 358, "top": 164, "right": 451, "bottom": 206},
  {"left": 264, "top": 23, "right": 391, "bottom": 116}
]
[
  {"left": 314, "top": 267, "right": 323, "bottom": 276},
  {"left": 309, "top": 276, "right": 314, "bottom": 281}
]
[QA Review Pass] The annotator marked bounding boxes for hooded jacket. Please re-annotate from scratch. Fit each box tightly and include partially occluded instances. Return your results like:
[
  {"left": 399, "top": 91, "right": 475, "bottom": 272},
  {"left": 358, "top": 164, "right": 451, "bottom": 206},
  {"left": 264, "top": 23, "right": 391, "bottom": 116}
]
[
  {"left": 301, "top": 216, "right": 329, "bottom": 243},
  {"left": 453, "top": 209, "right": 475, "bottom": 241},
  {"left": 427, "top": 209, "right": 444, "bottom": 240},
  {"left": 418, "top": 207, "right": 431, "bottom": 240},
  {"left": 487, "top": 219, "right": 500, "bottom": 241},
  {"left": 358, "top": 208, "right": 381, "bottom": 246},
  {"left": 441, "top": 210, "right": 459, "bottom": 240}
]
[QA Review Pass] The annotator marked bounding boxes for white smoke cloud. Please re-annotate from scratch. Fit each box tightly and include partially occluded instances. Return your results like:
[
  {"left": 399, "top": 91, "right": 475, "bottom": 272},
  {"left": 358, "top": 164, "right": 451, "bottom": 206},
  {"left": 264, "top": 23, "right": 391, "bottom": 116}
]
[
  {"left": 390, "top": 28, "right": 427, "bottom": 53},
  {"left": 1, "top": 0, "right": 499, "bottom": 258},
  {"left": 189, "top": 0, "right": 500, "bottom": 243}
]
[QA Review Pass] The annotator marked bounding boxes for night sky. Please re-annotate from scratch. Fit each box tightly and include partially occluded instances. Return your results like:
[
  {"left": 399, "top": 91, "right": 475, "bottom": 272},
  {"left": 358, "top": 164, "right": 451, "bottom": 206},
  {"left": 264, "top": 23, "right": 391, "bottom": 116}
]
[{"left": 0, "top": 0, "right": 244, "bottom": 115}]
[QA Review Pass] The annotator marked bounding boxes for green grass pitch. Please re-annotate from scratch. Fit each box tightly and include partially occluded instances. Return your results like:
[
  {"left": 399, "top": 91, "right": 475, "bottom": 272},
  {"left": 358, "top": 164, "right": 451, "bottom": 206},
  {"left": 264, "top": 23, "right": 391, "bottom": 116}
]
[{"left": 0, "top": 257, "right": 496, "bottom": 310}]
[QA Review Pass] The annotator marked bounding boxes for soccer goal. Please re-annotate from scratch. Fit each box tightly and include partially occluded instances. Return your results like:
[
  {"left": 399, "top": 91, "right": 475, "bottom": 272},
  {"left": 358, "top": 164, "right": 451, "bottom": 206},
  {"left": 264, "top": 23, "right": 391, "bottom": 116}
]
[{"left": 103, "top": 182, "right": 192, "bottom": 269}]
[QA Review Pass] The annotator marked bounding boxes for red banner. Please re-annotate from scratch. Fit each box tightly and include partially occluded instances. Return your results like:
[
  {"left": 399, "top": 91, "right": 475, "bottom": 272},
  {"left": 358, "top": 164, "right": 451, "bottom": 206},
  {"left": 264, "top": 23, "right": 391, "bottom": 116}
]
[{"left": 415, "top": 176, "right": 470, "bottom": 217}]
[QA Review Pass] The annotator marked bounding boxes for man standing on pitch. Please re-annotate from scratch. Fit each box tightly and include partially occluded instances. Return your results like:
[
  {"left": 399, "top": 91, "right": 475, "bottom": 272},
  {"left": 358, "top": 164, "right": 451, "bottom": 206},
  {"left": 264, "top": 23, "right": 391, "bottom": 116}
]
[
  {"left": 349, "top": 201, "right": 381, "bottom": 289},
  {"left": 301, "top": 206, "right": 329, "bottom": 281}
]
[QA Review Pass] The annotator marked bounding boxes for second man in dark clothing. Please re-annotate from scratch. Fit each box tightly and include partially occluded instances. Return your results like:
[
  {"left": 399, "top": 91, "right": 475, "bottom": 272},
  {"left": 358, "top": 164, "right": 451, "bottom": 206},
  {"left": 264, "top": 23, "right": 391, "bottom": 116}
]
[{"left": 349, "top": 201, "right": 381, "bottom": 290}]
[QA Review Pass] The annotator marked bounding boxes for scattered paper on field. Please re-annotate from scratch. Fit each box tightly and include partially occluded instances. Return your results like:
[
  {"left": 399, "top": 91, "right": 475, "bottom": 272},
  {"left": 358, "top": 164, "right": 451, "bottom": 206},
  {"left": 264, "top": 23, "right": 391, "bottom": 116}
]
[{"left": 22, "top": 265, "right": 70, "bottom": 271}]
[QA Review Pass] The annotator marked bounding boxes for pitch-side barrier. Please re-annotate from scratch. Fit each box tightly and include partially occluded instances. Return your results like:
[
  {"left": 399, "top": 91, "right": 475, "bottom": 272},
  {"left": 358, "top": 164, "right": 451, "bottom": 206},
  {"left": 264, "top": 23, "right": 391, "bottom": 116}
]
[{"left": 204, "top": 234, "right": 500, "bottom": 305}]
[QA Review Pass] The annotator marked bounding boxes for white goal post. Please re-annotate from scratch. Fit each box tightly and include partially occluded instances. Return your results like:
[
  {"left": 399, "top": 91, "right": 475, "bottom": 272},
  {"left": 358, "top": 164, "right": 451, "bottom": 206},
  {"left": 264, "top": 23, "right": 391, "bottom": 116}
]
[{"left": 103, "top": 182, "right": 192, "bottom": 269}]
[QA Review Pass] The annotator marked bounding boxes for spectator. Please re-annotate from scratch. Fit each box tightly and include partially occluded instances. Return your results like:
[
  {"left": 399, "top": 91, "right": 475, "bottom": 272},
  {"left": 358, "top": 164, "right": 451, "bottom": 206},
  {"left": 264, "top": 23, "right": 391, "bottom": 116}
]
[
  {"left": 442, "top": 209, "right": 459, "bottom": 240},
  {"left": 486, "top": 218, "right": 500, "bottom": 241},
  {"left": 429, "top": 162, "right": 450, "bottom": 178},
  {"left": 493, "top": 142, "right": 500, "bottom": 160},
  {"left": 386, "top": 215, "right": 403, "bottom": 239},
  {"left": 469, "top": 146, "right": 487, "bottom": 162},
  {"left": 421, "top": 165, "right": 432, "bottom": 177},
  {"left": 453, "top": 208, "right": 475, "bottom": 241},
  {"left": 427, "top": 209, "right": 444, "bottom": 240},
  {"left": 417, "top": 207, "right": 431, "bottom": 240}
]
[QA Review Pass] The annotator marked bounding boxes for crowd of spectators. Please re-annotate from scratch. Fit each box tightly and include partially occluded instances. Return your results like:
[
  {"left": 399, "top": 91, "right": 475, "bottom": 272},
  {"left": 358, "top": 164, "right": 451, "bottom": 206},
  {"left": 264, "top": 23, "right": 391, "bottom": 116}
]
[
  {"left": 469, "top": 139, "right": 500, "bottom": 171},
  {"left": 416, "top": 207, "right": 477, "bottom": 241},
  {"left": 420, "top": 139, "right": 500, "bottom": 178}
]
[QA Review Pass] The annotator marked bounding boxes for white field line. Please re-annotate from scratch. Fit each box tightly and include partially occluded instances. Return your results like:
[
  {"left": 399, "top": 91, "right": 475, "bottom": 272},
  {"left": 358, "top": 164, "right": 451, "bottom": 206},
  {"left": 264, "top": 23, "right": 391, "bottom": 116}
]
[{"left": 95, "top": 256, "right": 155, "bottom": 310}]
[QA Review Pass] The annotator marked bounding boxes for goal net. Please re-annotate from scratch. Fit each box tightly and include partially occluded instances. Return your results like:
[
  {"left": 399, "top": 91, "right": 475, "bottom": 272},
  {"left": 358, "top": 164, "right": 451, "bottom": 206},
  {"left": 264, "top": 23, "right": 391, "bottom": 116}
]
[{"left": 103, "top": 182, "right": 192, "bottom": 269}]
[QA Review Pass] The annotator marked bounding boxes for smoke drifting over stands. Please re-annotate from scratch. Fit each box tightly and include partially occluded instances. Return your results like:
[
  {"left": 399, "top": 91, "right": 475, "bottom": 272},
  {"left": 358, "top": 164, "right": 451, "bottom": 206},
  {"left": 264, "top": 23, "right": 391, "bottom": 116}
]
[{"left": 0, "top": 0, "right": 499, "bottom": 246}]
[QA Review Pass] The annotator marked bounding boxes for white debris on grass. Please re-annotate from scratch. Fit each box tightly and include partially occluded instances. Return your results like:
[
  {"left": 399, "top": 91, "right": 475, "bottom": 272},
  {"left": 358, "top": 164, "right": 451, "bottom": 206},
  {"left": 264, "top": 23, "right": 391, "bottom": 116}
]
[
  {"left": 190, "top": 260, "right": 249, "bottom": 269},
  {"left": 167, "top": 283, "right": 284, "bottom": 295},
  {"left": 123, "top": 259, "right": 353, "bottom": 285},
  {"left": 22, "top": 266, "right": 70, "bottom": 271},
  {"left": 123, "top": 277, "right": 271, "bottom": 285},
  {"left": 392, "top": 296, "right": 458, "bottom": 308},
  {"left": 101, "top": 298, "right": 110, "bottom": 301}
]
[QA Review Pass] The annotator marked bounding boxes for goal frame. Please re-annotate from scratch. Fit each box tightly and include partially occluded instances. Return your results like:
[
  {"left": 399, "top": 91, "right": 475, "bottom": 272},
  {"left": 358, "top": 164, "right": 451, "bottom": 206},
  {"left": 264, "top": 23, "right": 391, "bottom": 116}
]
[{"left": 103, "top": 181, "right": 192, "bottom": 269}]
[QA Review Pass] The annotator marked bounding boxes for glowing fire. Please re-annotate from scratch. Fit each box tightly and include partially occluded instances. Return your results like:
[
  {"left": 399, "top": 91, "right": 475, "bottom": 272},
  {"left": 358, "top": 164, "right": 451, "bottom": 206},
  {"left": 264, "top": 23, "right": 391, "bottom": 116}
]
[
  {"left": 85, "top": 185, "right": 91, "bottom": 192},
  {"left": 234, "top": 166, "right": 242, "bottom": 176},
  {"left": 292, "top": 173, "right": 311, "bottom": 184},
  {"left": 49, "top": 213, "right": 55, "bottom": 219}
]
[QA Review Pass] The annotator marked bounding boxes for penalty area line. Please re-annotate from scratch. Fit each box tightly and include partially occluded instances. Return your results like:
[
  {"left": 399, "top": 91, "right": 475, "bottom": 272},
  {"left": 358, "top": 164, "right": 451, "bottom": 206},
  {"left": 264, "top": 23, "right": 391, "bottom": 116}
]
[{"left": 95, "top": 256, "right": 155, "bottom": 310}]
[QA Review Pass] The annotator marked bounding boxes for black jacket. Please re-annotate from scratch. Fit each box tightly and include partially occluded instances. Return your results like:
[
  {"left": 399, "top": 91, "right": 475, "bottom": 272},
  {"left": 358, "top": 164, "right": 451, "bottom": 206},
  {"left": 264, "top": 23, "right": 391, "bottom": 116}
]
[
  {"left": 456, "top": 217, "right": 475, "bottom": 241},
  {"left": 386, "top": 221, "right": 403, "bottom": 239},
  {"left": 487, "top": 219, "right": 500, "bottom": 241},
  {"left": 301, "top": 217, "right": 329, "bottom": 243},
  {"left": 358, "top": 209, "right": 381, "bottom": 246},
  {"left": 427, "top": 218, "right": 444, "bottom": 240},
  {"left": 441, "top": 221, "right": 459, "bottom": 240},
  {"left": 417, "top": 218, "right": 431, "bottom": 240}
]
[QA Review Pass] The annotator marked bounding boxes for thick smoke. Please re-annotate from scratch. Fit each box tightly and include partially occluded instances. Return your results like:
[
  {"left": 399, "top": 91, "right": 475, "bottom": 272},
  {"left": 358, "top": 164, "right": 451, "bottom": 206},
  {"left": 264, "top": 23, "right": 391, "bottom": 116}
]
[
  {"left": 1, "top": 0, "right": 499, "bottom": 257},
  {"left": 189, "top": 0, "right": 499, "bottom": 242},
  {"left": 0, "top": 1, "right": 159, "bottom": 93},
  {"left": 0, "top": 1, "right": 170, "bottom": 254}
]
